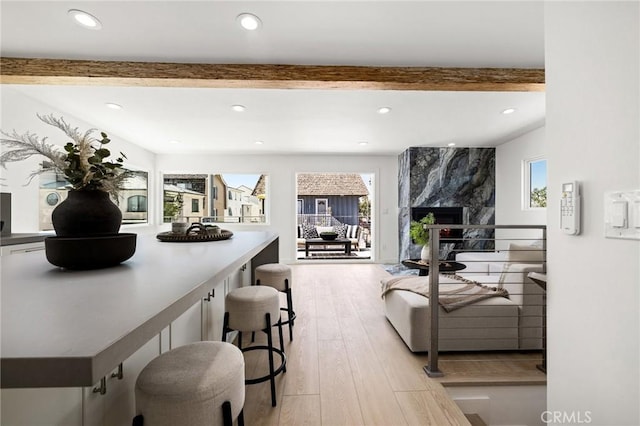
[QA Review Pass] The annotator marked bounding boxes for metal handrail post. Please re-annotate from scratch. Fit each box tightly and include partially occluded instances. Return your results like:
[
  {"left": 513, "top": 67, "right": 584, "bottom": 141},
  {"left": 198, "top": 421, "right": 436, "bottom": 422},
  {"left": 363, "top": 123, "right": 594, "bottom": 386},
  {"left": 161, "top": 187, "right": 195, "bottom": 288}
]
[{"left": 424, "top": 228, "right": 443, "bottom": 377}]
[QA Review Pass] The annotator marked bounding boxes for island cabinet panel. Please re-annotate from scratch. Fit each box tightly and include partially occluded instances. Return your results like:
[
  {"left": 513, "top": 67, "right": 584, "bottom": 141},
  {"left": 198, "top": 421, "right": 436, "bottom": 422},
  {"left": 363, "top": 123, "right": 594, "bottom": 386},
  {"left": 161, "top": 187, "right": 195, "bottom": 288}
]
[
  {"left": 202, "top": 279, "right": 226, "bottom": 342},
  {"left": 202, "top": 263, "right": 249, "bottom": 342},
  {"left": 0, "top": 387, "right": 84, "bottom": 425},
  {"left": 169, "top": 299, "right": 204, "bottom": 349},
  {"left": 100, "top": 335, "right": 161, "bottom": 425}
]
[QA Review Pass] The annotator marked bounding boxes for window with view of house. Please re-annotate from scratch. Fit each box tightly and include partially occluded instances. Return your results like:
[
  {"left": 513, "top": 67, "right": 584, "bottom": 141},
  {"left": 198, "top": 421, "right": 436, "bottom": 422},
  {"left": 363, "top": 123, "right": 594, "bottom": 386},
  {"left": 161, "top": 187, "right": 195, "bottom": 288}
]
[
  {"left": 127, "top": 195, "right": 147, "bottom": 212},
  {"left": 524, "top": 158, "right": 547, "bottom": 209},
  {"left": 38, "top": 167, "right": 149, "bottom": 230},
  {"left": 163, "top": 173, "right": 268, "bottom": 224}
]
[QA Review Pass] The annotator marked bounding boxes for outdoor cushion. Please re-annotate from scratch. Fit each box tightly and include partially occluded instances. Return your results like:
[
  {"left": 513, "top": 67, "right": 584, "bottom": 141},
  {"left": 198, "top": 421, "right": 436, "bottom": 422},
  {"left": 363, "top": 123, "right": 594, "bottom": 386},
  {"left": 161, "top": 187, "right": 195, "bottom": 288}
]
[
  {"left": 346, "top": 224, "right": 359, "bottom": 239},
  {"left": 302, "top": 224, "right": 319, "bottom": 239},
  {"left": 333, "top": 223, "right": 347, "bottom": 238}
]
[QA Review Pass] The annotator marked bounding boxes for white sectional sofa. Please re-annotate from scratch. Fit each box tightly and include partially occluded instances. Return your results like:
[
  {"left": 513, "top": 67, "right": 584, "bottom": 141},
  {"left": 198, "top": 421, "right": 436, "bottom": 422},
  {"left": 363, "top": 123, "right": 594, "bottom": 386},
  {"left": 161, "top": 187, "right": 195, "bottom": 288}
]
[{"left": 383, "top": 243, "right": 545, "bottom": 352}]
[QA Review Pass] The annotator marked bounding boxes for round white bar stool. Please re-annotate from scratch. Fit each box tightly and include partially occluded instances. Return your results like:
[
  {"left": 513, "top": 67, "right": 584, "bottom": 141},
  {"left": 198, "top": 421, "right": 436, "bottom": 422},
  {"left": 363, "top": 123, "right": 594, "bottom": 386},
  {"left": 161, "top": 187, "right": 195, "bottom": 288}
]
[
  {"left": 222, "top": 285, "right": 286, "bottom": 407},
  {"left": 133, "top": 341, "right": 245, "bottom": 426},
  {"left": 255, "top": 263, "right": 295, "bottom": 341}
]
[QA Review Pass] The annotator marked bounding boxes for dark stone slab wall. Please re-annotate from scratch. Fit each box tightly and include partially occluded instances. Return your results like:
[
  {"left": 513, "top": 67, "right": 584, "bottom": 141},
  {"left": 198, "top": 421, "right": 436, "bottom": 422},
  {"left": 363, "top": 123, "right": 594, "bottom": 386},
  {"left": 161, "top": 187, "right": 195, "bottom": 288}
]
[{"left": 398, "top": 147, "right": 496, "bottom": 261}]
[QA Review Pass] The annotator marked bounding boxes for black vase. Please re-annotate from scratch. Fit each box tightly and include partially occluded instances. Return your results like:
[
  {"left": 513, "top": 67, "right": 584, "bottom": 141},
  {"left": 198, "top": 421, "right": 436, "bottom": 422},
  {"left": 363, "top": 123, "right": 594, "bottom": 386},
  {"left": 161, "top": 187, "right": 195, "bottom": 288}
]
[{"left": 51, "top": 190, "right": 122, "bottom": 237}]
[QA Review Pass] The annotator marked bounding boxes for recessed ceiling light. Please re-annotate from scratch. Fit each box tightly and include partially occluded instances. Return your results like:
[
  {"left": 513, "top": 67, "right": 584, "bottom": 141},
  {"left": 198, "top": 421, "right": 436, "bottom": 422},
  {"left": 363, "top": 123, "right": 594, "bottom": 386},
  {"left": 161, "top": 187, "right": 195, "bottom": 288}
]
[
  {"left": 169, "top": 140, "right": 181, "bottom": 144},
  {"left": 377, "top": 107, "right": 392, "bottom": 114},
  {"left": 255, "top": 140, "right": 264, "bottom": 145},
  {"left": 231, "top": 104, "right": 246, "bottom": 112},
  {"left": 502, "top": 108, "right": 516, "bottom": 115},
  {"left": 359, "top": 141, "right": 369, "bottom": 146},
  {"left": 447, "top": 143, "right": 456, "bottom": 147},
  {"left": 105, "top": 103, "right": 122, "bottom": 110},
  {"left": 68, "top": 9, "right": 102, "bottom": 30},
  {"left": 237, "top": 13, "right": 262, "bottom": 31}
]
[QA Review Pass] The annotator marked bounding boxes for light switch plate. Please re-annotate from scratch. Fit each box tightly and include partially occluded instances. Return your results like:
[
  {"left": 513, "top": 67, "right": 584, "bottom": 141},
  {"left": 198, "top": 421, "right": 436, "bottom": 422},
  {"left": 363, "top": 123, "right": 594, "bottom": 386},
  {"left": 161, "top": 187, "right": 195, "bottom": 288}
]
[{"left": 605, "top": 190, "right": 640, "bottom": 240}]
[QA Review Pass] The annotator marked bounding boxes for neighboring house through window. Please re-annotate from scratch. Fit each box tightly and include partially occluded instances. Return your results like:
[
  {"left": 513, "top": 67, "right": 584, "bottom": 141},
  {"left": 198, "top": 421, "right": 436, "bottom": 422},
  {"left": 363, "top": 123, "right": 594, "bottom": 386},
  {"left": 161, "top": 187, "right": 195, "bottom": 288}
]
[{"left": 127, "top": 195, "right": 147, "bottom": 212}]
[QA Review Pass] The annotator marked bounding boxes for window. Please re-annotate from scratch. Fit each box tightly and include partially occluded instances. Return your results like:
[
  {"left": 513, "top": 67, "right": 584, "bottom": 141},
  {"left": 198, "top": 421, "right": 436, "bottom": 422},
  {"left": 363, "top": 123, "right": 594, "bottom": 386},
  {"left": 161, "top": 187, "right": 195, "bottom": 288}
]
[
  {"left": 46, "top": 192, "right": 60, "bottom": 206},
  {"left": 297, "top": 199, "right": 303, "bottom": 214},
  {"left": 524, "top": 158, "right": 547, "bottom": 209},
  {"left": 163, "top": 173, "right": 267, "bottom": 224},
  {"left": 127, "top": 195, "right": 147, "bottom": 212},
  {"left": 316, "top": 199, "right": 328, "bottom": 215},
  {"left": 38, "top": 167, "right": 149, "bottom": 231}
]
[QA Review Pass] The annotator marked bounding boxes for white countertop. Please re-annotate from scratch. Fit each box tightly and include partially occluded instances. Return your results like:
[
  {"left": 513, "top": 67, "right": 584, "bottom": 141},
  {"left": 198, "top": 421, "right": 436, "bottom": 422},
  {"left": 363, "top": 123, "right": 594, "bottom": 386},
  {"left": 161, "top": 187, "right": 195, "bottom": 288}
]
[{"left": 0, "top": 230, "right": 278, "bottom": 388}]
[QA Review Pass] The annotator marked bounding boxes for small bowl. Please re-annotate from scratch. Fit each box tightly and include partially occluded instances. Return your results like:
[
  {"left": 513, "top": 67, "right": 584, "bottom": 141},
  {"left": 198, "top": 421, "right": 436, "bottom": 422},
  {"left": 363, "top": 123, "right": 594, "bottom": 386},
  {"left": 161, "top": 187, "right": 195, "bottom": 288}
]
[{"left": 45, "top": 233, "right": 137, "bottom": 270}]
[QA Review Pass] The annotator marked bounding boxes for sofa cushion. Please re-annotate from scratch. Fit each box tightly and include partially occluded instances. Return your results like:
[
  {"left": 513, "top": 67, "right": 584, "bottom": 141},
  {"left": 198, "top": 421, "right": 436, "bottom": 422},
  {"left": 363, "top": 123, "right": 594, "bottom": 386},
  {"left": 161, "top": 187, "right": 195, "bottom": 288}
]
[
  {"left": 506, "top": 243, "right": 545, "bottom": 263},
  {"left": 499, "top": 243, "right": 545, "bottom": 287},
  {"left": 345, "top": 224, "right": 359, "bottom": 239},
  {"left": 302, "top": 224, "right": 319, "bottom": 239},
  {"left": 333, "top": 223, "right": 347, "bottom": 238}
]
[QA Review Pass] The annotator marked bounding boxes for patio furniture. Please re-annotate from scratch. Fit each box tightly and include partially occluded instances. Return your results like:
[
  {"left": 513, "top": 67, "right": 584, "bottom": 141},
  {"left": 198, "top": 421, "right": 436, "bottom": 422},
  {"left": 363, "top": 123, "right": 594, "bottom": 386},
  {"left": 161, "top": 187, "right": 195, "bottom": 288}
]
[{"left": 304, "top": 238, "right": 351, "bottom": 256}]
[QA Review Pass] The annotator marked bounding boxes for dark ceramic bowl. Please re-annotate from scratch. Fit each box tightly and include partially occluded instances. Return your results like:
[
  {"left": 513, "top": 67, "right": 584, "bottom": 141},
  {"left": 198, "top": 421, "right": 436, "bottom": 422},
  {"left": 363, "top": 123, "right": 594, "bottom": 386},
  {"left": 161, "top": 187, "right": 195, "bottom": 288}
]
[
  {"left": 45, "top": 233, "right": 137, "bottom": 270},
  {"left": 320, "top": 232, "right": 338, "bottom": 241}
]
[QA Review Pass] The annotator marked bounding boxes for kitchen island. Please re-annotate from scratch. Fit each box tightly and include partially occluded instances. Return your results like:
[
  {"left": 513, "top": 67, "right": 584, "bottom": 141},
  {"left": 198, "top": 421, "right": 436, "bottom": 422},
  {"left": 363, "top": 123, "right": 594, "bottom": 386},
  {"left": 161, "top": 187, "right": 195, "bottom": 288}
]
[{"left": 1, "top": 229, "right": 278, "bottom": 424}]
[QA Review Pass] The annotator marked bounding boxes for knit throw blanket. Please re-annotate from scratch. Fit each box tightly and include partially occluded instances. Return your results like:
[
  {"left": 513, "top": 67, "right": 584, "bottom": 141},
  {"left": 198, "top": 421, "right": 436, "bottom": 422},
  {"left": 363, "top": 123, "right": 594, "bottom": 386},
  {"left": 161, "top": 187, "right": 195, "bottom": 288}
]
[{"left": 380, "top": 274, "right": 509, "bottom": 313}]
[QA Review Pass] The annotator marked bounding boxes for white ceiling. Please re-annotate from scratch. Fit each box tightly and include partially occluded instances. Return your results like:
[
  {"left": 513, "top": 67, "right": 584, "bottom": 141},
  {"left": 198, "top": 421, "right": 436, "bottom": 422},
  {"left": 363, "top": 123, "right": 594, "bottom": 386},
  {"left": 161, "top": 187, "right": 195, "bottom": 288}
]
[{"left": 1, "top": 1, "right": 546, "bottom": 155}]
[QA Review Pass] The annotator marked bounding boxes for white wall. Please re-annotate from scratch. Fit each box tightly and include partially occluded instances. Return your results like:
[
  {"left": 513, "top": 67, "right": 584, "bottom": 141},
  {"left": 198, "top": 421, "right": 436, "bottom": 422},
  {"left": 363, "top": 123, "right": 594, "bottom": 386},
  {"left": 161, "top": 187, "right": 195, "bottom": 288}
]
[
  {"left": 545, "top": 2, "right": 639, "bottom": 425},
  {"left": 0, "top": 87, "right": 157, "bottom": 232},
  {"left": 495, "top": 126, "right": 547, "bottom": 249},
  {"left": 155, "top": 153, "right": 399, "bottom": 264}
]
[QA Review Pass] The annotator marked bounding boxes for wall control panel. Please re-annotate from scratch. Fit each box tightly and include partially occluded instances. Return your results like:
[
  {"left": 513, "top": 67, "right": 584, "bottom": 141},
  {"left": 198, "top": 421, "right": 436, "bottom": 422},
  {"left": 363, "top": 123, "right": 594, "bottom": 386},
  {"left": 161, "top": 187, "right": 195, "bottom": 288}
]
[
  {"left": 561, "top": 181, "right": 581, "bottom": 235},
  {"left": 605, "top": 190, "right": 640, "bottom": 240}
]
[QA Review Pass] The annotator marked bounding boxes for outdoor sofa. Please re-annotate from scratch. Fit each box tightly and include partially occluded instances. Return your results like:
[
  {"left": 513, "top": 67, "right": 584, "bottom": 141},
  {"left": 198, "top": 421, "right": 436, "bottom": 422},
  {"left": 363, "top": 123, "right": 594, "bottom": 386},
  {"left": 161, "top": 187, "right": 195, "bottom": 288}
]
[{"left": 296, "top": 224, "right": 362, "bottom": 251}]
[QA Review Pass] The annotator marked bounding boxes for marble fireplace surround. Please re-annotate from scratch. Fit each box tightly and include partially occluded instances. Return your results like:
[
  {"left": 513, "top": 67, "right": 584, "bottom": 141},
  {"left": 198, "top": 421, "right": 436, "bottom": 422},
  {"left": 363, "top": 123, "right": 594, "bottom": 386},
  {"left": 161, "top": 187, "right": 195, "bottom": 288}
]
[{"left": 399, "top": 147, "right": 496, "bottom": 261}]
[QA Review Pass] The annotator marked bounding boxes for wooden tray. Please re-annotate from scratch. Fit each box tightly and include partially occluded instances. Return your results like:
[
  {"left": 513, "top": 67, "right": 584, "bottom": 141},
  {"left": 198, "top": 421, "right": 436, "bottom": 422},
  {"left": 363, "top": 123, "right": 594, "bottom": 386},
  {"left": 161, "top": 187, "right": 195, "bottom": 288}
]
[{"left": 156, "top": 229, "right": 233, "bottom": 242}]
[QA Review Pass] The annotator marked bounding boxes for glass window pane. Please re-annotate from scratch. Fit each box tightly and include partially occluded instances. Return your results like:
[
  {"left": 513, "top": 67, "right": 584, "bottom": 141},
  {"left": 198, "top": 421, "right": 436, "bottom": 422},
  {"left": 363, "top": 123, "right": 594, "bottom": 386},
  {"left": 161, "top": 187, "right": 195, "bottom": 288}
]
[
  {"left": 39, "top": 167, "right": 149, "bottom": 230},
  {"left": 528, "top": 159, "right": 547, "bottom": 208},
  {"left": 163, "top": 173, "right": 267, "bottom": 224}
]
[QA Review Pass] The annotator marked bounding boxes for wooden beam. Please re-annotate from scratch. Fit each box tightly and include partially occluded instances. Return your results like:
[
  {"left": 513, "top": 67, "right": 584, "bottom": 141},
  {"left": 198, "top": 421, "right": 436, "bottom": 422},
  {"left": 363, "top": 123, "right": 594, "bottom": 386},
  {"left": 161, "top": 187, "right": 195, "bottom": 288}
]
[{"left": 0, "top": 57, "right": 544, "bottom": 92}]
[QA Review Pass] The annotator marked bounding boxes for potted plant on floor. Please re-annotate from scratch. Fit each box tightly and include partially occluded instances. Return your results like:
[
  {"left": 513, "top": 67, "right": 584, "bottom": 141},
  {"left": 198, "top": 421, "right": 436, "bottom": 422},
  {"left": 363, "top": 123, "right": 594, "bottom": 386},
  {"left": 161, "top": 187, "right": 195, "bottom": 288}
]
[{"left": 409, "top": 212, "right": 436, "bottom": 263}]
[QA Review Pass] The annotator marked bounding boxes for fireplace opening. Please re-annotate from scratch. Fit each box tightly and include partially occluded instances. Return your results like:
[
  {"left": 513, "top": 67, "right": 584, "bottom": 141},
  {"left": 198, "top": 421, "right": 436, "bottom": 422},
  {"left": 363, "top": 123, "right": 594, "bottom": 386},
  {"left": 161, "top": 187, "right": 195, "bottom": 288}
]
[{"left": 411, "top": 207, "right": 464, "bottom": 242}]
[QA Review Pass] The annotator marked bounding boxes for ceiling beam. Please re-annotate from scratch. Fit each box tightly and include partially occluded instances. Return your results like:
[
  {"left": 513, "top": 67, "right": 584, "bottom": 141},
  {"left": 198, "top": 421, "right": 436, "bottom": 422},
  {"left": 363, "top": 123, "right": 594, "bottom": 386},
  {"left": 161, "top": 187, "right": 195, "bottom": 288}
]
[{"left": 0, "top": 57, "right": 545, "bottom": 92}]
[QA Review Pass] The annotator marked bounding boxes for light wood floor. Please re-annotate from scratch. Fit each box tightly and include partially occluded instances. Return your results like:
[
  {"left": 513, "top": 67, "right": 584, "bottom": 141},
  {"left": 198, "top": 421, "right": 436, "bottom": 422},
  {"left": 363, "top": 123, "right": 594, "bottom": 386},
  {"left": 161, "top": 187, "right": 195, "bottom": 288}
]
[{"left": 239, "top": 263, "right": 544, "bottom": 426}]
